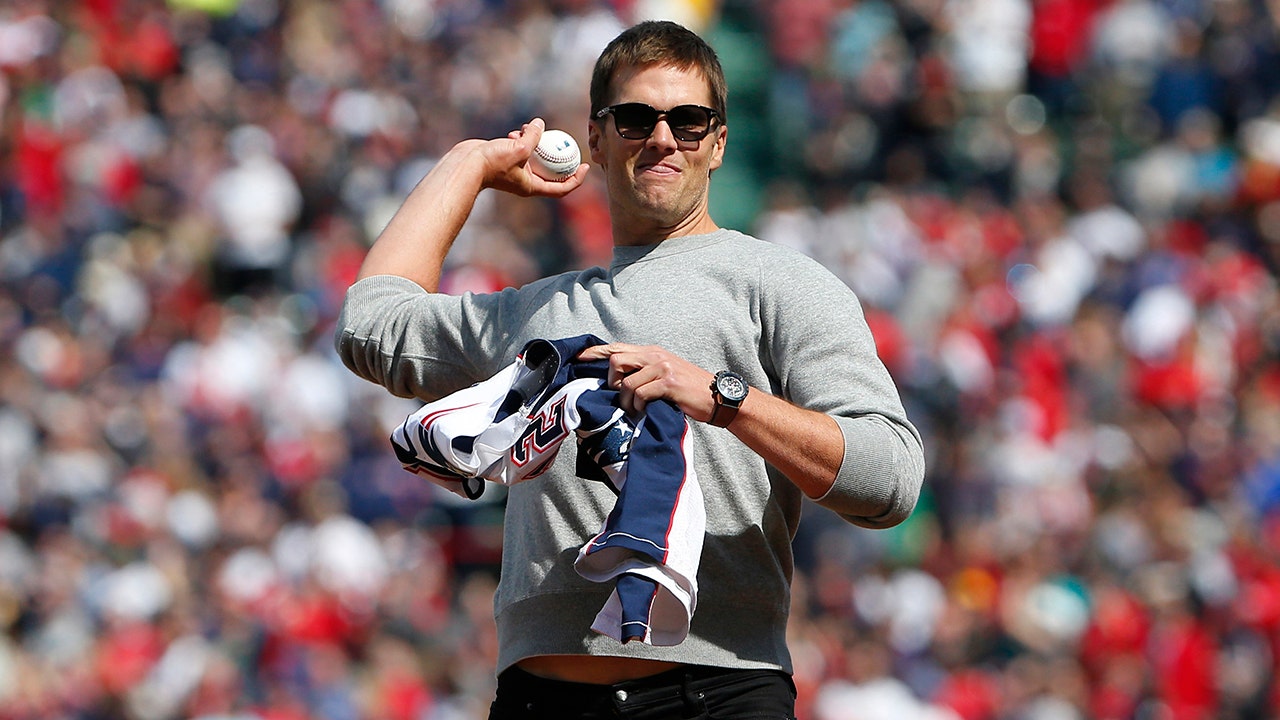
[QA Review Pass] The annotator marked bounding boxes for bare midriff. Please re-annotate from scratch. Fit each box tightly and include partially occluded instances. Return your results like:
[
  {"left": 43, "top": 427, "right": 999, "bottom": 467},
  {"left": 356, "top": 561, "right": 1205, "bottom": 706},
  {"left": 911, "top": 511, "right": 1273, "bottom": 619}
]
[{"left": 516, "top": 655, "right": 685, "bottom": 684}]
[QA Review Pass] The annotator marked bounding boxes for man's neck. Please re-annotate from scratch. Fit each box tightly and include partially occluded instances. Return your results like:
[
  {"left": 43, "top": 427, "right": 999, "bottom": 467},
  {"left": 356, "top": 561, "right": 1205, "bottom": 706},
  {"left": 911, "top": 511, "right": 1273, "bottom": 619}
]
[{"left": 611, "top": 214, "right": 721, "bottom": 247}]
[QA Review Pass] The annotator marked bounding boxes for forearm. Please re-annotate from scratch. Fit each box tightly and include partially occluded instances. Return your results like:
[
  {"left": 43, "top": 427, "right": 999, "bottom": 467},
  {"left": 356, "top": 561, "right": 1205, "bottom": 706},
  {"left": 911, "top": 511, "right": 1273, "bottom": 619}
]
[
  {"left": 726, "top": 390, "right": 843, "bottom": 499},
  {"left": 356, "top": 142, "right": 488, "bottom": 291},
  {"left": 725, "top": 383, "right": 922, "bottom": 525}
]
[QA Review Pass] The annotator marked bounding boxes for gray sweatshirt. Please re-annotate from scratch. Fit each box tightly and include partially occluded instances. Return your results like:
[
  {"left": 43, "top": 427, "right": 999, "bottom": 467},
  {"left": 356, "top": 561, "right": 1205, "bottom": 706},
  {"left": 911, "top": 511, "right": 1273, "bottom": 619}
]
[{"left": 335, "top": 228, "right": 924, "bottom": 674}]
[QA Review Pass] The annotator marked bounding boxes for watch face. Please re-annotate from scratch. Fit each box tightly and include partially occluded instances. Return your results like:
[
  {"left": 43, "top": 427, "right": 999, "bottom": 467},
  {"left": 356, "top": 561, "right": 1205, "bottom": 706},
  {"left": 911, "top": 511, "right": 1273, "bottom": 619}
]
[{"left": 716, "top": 372, "right": 748, "bottom": 402}]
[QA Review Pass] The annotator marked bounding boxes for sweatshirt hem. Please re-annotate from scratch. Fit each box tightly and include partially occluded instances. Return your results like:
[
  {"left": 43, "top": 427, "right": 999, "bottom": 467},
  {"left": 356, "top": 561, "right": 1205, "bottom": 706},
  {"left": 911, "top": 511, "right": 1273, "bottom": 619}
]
[{"left": 494, "top": 591, "right": 792, "bottom": 677}]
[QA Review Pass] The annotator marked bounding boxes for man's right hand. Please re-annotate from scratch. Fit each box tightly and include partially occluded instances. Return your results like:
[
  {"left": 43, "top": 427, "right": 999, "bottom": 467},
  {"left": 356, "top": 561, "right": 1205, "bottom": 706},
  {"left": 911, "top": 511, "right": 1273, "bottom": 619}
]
[{"left": 475, "top": 118, "right": 590, "bottom": 197}]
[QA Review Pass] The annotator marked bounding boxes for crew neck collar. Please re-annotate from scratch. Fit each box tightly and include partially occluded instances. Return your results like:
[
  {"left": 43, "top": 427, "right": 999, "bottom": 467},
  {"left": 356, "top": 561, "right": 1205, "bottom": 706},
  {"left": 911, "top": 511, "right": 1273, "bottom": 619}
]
[{"left": 610, "top": 229, "right": 734, "bottom": 269}]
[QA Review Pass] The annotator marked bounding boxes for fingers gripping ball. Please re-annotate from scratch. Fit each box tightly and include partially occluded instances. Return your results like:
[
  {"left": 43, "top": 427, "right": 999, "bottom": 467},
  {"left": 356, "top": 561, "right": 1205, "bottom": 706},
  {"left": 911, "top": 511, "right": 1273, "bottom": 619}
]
[{"left": 531, "top": 129, "right": 581, "bottom": 182}]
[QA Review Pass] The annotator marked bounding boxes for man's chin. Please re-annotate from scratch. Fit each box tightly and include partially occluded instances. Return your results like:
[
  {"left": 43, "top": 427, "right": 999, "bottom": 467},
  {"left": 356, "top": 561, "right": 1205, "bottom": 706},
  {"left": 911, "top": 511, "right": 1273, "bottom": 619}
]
[{"left": 633, "top": 185, "right": 687, "bottom": 211}]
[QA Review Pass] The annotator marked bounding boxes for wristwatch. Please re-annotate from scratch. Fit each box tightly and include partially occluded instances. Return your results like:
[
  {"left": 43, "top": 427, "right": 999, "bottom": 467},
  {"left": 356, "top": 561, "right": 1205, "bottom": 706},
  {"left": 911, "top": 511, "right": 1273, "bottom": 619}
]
[{"left": 709, "top": 370, "right": 749, "bottom": 427}]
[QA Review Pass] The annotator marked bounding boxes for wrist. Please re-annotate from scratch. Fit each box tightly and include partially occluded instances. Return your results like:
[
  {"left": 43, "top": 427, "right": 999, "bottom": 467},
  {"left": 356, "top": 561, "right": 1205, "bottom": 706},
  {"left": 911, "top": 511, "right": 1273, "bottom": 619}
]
[
  {"left": 456, "top": 142, "right": 502, "bottom": 190},
  {"left": 708, "top": 370, "right": 748, "bottom": 428}
]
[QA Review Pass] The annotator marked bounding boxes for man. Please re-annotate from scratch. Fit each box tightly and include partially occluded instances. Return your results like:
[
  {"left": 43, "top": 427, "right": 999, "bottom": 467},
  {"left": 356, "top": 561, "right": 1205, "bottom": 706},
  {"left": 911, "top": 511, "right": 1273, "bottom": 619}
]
[{"left": 336, "top": 20, "right": 924, "bottom": 720}]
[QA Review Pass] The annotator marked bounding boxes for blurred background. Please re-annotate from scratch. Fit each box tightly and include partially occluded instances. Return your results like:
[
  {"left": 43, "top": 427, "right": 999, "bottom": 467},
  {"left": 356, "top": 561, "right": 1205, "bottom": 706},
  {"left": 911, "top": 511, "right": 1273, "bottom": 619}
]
[{"left": 2, "top": 0, "right": 1280, "bottom": 718}]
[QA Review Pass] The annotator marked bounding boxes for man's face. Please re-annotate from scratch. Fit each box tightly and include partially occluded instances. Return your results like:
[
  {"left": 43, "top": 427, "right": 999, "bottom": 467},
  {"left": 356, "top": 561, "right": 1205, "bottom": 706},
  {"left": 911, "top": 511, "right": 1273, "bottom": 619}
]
[{"left": 587, "top": 63, "right": 727, "bottom": 242}]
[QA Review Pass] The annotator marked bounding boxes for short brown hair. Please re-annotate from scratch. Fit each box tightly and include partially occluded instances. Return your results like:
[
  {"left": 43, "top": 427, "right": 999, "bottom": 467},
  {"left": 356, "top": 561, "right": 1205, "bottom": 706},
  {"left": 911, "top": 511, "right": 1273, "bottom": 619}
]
[{"left": 589, "top": 20, "right": 727, "bottom": 122}]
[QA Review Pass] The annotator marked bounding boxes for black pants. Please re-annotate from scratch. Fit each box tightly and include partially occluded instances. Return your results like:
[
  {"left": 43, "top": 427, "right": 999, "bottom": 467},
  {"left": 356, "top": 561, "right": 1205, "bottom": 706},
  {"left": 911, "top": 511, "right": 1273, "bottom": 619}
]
[{"left": 488, "top": 664, "right": 797, "bottom": 720}]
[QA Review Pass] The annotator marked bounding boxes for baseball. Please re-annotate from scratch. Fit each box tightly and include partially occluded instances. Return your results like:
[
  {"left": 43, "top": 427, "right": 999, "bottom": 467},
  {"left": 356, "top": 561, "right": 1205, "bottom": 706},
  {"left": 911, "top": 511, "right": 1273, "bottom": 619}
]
[{"left": 531, "top": 129, "right": 581, "bottom": 181}]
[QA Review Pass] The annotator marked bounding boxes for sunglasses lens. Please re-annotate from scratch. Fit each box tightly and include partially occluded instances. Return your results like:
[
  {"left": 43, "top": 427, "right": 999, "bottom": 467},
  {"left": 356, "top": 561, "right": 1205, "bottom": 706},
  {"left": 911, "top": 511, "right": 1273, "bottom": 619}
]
[
  {"left": 667, "top": 106, "right": 713, "bottom": 140},
  {"left": 611, "top": 104, "right": 659, "bottom": 139}
]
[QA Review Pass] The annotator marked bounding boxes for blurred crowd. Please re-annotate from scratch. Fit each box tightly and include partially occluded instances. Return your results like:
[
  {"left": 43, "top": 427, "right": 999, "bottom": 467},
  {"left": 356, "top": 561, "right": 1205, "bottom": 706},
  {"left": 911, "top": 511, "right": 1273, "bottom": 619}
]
[{"left": 2, "top": 0, "right": 1280, "bottom": 719}]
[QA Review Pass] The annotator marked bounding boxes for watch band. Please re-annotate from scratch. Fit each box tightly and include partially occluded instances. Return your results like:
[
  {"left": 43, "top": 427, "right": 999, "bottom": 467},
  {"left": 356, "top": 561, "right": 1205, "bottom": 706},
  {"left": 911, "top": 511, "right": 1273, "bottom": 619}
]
[{"left": 708, "top": 400, "right": 738, "bottom": 428}]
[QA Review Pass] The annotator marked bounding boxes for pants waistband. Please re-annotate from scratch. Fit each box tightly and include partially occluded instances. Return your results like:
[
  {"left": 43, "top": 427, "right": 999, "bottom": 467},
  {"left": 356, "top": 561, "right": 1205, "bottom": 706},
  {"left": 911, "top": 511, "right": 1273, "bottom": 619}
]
[{"left": 492, "top": 663, "right": 797, "bottom": 719}]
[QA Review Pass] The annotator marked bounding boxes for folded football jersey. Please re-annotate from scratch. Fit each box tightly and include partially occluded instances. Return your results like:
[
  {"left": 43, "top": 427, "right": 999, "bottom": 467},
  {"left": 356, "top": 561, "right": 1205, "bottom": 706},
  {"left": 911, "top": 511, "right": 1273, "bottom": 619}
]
[{"left": 391, "top": 335, "right": 705, "bottom": 646}]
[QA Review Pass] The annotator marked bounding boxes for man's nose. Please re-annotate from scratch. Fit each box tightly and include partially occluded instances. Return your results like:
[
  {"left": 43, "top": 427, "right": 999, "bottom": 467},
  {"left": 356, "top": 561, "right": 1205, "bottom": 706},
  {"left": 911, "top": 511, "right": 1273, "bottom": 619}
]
[{"left": 645, "top": 119, "right": 680, "bottom": 150}]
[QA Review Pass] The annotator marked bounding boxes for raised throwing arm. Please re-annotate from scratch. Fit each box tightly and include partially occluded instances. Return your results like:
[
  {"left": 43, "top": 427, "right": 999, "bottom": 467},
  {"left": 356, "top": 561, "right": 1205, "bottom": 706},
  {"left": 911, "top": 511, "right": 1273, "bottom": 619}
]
[{"left": 356, "top": 119, "right": 589, "bottom": 291}]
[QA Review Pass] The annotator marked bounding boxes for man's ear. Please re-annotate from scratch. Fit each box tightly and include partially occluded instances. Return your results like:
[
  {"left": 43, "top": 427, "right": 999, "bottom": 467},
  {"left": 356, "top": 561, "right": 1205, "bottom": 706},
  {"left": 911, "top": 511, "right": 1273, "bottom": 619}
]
[
  {"left": 588, "top": 121, "right": 606, "bottom": 167},
  {"left": 708, "top": 124, "right": 727, "bottom": 174}
]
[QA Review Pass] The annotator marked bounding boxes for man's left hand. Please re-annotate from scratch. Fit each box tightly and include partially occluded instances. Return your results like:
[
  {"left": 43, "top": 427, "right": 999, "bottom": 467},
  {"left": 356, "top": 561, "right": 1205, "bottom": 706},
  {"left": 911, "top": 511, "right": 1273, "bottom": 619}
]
[{"left": 576, "top": 343, "right": 716, "bottom": 420}]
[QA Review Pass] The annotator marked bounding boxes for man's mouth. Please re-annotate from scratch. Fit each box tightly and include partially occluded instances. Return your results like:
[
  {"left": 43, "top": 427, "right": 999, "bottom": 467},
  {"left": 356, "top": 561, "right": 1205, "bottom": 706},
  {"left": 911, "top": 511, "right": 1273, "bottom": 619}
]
[{"left": 637, "top": 161, "right": 680, "bottom": 175}]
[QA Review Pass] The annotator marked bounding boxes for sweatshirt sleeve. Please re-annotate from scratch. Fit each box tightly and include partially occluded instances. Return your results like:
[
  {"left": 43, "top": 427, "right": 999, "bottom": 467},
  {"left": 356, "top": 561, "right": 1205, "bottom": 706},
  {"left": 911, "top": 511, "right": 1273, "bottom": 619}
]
[
  {"left": 333, "top": 274, "right": 511, "bottom": 401},
  {"left": 759, "top": 250, "right": 925, "bottom": 528}
]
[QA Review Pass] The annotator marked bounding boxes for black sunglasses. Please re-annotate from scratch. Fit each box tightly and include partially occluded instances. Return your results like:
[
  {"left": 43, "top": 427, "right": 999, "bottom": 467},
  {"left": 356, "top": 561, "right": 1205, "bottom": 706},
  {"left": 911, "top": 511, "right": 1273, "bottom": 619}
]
[{"left": 594, "top": 103, "right": 721, "bottom": 142}]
